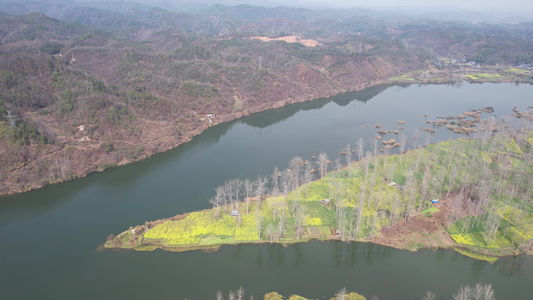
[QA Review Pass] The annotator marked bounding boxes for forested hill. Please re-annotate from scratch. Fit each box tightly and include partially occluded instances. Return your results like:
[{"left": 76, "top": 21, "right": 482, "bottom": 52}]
[{"left": 1, "top": 1, "right": 533, "bottom": 196}]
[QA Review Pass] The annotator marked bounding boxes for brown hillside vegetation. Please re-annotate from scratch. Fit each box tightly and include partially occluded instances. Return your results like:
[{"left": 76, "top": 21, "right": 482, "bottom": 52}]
[
  {"left": 250, "top": 36, "right": 322, "bottom": 47},
  {"left": 1, "top": 4, "right": 533, "bottom": 195}
]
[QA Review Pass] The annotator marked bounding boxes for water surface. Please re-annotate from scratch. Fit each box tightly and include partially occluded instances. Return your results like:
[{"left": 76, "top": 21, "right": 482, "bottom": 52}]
[{"left": 1, "top": 83, "right": 532, "bottom": 299}]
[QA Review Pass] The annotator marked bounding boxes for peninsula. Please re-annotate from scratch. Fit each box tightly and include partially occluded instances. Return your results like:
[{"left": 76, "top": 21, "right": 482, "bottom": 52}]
[{"left": 105, "top": 110, "right": 533, "bottom": 261}]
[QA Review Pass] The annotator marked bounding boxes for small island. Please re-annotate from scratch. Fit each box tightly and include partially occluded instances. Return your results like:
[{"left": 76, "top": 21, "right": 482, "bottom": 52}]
[{"left": 105, "top": 110, "right": 533, "bottom": 262}]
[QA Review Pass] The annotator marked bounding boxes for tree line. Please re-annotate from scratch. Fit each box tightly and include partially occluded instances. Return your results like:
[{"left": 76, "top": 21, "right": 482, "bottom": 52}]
[
  {"left": 208, "top": 113, "right": 533, "bottom": 248},
  {"left": 212, "top": 283, "right": 496, "bottom": 300}
]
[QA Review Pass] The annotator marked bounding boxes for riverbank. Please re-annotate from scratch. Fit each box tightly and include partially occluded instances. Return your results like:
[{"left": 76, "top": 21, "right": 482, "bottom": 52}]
[
  {"left": 105, "top": 117, "right": 533, "bottom": 262},
  {"left": 3, "top": 64, "right": 531, "bottom": 197}
]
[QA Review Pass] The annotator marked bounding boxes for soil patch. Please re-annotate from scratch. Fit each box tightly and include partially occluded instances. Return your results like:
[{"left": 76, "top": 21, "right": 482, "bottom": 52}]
[
  {"left": 250, "top": 36, "right": 322, "bottom": 47},
  {"left": 370, "top": 198, "right": 456, "bottom": 251}
]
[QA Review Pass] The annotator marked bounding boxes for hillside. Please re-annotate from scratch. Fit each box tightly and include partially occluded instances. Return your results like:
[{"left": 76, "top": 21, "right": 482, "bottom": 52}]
[{"left": 1, "top": 2, "right": 533, "bottom": 195}]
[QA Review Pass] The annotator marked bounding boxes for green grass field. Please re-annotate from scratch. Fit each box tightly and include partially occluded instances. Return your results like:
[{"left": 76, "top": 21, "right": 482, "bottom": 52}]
[{"left": 107, "top": 129, "right": 533, "bottom": 260}]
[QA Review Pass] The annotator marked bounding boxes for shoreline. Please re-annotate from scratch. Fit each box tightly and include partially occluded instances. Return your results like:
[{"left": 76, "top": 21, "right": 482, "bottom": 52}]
[
  {"left": 104, "top": 125, "right": 533, "bottom": 262},
  {"left": 103, "top": 212, "right": 518, "bottom": 263},
  {"left": 3, "top": 65, "right": 531, "bottom": 197}
]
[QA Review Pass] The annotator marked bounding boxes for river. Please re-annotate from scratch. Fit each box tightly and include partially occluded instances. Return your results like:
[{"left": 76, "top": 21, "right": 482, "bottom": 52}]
[{"left": 1, "top": 83, "right": 532, "bottom": 299}]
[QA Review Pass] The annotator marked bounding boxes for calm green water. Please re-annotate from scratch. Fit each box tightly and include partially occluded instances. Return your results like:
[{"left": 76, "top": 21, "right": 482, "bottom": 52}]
[{"left": 1, "top": 83, "right": 532, "bottom": 300}]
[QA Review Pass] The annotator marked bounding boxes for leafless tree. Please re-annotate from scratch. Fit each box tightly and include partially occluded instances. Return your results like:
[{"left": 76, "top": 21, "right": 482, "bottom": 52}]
[
  {"left": 357, "top": 137, "right": 365, "bottom": 161},
  {"left": 271, "top": 167, "right": 280, "bottom": 196},
  {"left": 335, "top": 287, "right": 348, "bottom": 300},
  {"left": 421, "top": 291, "right": 436, "bottom": 300},
  {"left": 399, "top": 133, "right": 407, "bottom": 164},
  {"left": 318, "top": 152, "right": 329, "bottom": 179},
  {"left": 452, "top": 283, "right": 495, "bottom": 300},
  {"left": 228, "top": 290, "right": 236, "bottom": 300},
  {"left": 244, "top": 179, "right": 254, "bottom": 214},
  {"left": 276, "top": 218, "right": 284, "bottom": 242},
  {"left": 335, "top": 158, "right": 342, "bottom": 171},
  {"left": 362, "top": 151, "right": 372, "bottom": 179},
  {"left": 255, "top": 175, "right": 268, "bottom": 213},
  {"left": 289, "top": 156, "right": 303, "bottom": 189},
  {"left": 425, "top": 131, "right": 431, "bottom": 147},
  {"left": 452, "top": 284, "right": 472, "bottom": 300},
  {"left": 295, "top": 205, "right": 305, "bottom": 239},
  {"left": 236, "top": 287, "right": 245, "bottom": 300},
  {"left": 280, "top": 169, "right": 291, "bottom": 198},
  {"left": 216, "top": 290, "right": 224, "bottom": 300},
  {"left": 303, "top": 161, "right": 314, "bottom": 202},
  {"left": 209, "top": 193, "right": 222, "bottom": 220},
  {"left": 257, "top": 215, "right": 263, "bottom": 241},
  {"left": 266, "top": 223, "right": 275, "bottom": 243},
  {"left": 345, "top": 144, "right": 352, "bottom": 165}
]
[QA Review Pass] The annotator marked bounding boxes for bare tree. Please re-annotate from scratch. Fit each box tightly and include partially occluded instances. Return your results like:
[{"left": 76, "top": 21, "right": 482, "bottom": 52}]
[
  {"left": 257, "top": 215, "right": 263, "bottom": 241},
  {"left": 295, "top": 205, "right": 305, "bottom": 239},
  {"left": 255, "top": 175, "right": 268, "bottom": 213},
  {"left": 345, "top": 144, "right": 352, "bottom": 165},
  {"left": 266, "top": 223, "right": 275, "bottom": 243},
  {"left": 335, "top": 158, "right": 342, "bottom": 171},
  {"left": 303, "top": 162, "right": 314, "bottom": 202},
  {"left": 276, "top": 218, "right": 284, "bottom": 242},
  {"left": 399, "top": 133, "right": 407, "bottom": 165},
  {"left": 289, "top": 156, "right": 303, "bottom": 189},
  {"left": 230, "top": 179, "right": 243, "bottom": 211},
  {"left": 356, "top": 137, "right": 365, "bottom": 161},
  {"left": 209, "top": 193, "right": 222, "bottom": 220},
  {"left": 413, "top": 129, "right": 420, "bottom": 149},
  {"left": 453, "top": 283, "right": 495, "bottom": 300},
  {"left": 362, "top": 151, "right": 372, "bottom": 179},
  {"left": 453, "top": 285, "right": 472, "bottom": 300},
  {"left": 244, "top": 179, "right": 254, "bottom": 214},
  {"left": 335, "top": 287, "right": 348, "bottom": 300},
  {"left": 318, "top": 152, "right": 329, "bottom": 179},
  {"left": 481, "top": 284, "right": 495, "bottom": 300},
  {"left": 271, "top": 167, "right": 280, "bottom": 196},
  {"left": 236, "top": 287, "right": 245, "bottom": 300},
  {"left": 421, "top": 291, "right": 436, "bottom": 300},
  {"left": 216, "top": 290, "right": 224, "bottom": 300},
  {"left": 280, "top": 169, "right": 292, "bottom": 198}
]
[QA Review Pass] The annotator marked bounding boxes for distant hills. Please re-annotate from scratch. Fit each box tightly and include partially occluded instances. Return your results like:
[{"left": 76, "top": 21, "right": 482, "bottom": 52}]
[{"left": 0, "top": 0, "right": 532, "bottom": 195}]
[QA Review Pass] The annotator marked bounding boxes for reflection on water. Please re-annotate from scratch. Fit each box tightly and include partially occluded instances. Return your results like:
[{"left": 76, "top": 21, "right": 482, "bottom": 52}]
[
  {"left": 1, "top": 83, "right": 533, "bottom": 300},
  {"left": 332, "top": 241, "right": 393, "bottom": 268},
  {"left": 243, "top": 98, "right": 331, "bottom": 128},
  {"left": 332, "top": 84, "right": 394, "bottom": 106},
  {"left": 197, "top": 241, "right": 533, "bottom": 300},
  {"left": 243, "top": 84, "right": 392, "bottom": 129},
  {"left": 493, "top": 254, "right": 525, "bottom": 277}
]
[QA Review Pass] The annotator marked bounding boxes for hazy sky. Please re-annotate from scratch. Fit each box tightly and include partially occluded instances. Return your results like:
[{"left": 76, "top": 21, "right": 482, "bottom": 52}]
[
  {"left": 74, "top": 0, "right": 533, "bottom": 14},
  {"left": 297, "top": 0, "right": 533, "bottom": 12}
]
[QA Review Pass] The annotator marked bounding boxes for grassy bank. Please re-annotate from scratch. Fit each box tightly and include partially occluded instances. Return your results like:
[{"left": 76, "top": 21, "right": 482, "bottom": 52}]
[
  {"left": 264, "top": 291, "right": 366, "bottom": 300},
  {"left": 105, "top": 114, "right": 533, "bottom": 261},
  {"left": 388, "top": 64, "right": 533, "bottom": 85}
]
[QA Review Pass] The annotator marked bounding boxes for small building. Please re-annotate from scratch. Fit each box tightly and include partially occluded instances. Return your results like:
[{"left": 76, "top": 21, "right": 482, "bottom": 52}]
[
  {"left": 231, "top": 210, "right": 238, "bottom": 216},
  {"left": 319, "top": 199, "right": 331, "bottom": 206}
]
